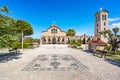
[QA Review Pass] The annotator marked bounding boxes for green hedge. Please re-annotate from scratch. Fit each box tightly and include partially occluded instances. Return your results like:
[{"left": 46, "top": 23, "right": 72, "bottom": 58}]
[
  {"left": 11, "top": 42, "right": 34, "bottom": 49},
  {"left": 108, "top": 50, "right": 120, "bottom": 55},
  {"left": 70, "top": 39, "right": 81, "bottom": 48}
]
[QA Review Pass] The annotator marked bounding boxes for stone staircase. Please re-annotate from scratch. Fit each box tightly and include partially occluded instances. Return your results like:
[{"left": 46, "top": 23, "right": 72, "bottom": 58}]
[{"left": 40, "top": 44, "right": 68, "bottom": 48}]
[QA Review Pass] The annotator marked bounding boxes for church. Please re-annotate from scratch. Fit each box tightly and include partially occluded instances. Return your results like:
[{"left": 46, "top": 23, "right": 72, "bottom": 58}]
[
  {"left": 40, "top": 8, "right": 108, "bottom": 44},
  {"left": 40, "top": 23, "right": 96, "bottom": 44},
  {"left": 41, "top": 24, "right": 67, "bottom": 44}
]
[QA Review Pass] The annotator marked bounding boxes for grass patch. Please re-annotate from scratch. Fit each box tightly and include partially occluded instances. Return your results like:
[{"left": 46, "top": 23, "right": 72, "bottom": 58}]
[
  {"left": 106, "top": 51, "right": 120, "bottom": 61},
  {"left": 108, "top": 51, "right": 120, "bottom": 55},
  {"left": 107, "top": 54, "right": 120, "bottom": 61}
]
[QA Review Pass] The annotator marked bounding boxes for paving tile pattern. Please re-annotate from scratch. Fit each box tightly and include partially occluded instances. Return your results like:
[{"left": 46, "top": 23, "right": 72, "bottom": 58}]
[{"left": 23, "top": 54, "right": 88, "bottom": 71}]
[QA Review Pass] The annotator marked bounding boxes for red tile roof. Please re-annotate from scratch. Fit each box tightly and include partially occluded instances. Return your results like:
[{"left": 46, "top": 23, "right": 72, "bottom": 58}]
[{"left": 89, "top": 40, "right": 107, "bottom": 45}]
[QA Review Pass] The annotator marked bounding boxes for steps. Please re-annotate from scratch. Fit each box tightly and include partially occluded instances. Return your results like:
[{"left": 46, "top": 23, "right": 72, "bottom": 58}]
[{"left": 40, "top": 44, "right": 68, "bottom": 48}]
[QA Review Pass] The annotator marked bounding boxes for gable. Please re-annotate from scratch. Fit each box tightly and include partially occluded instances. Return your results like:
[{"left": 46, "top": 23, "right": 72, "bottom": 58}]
[{"left": 41, "top": 24, "right": 66, "bottom": 37}]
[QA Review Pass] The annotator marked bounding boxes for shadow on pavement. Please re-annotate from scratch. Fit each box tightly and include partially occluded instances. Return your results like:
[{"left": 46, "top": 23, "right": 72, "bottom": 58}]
[
  {"left": 82, "top": 50, "right": 93, "bottom": 54},
  {"left": 83, "top": 50, "right": 120, "bottom": 68},
  {"left": 105, "top": 59, "right": 120, "bottom": 68},
  {"left": 0, "top": 53, "right": 22, "bottom": 63}
]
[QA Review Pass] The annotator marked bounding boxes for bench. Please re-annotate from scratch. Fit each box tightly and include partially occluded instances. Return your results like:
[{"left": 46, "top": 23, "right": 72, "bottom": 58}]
[
  {"left": 9, "top": 48, "right": 20, "bottom": 54},
  {"left": 93, "top": 50, "right": 108, "bottom": 58}
]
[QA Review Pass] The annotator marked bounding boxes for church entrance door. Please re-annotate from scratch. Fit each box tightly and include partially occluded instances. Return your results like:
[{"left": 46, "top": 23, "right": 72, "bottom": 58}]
[{"left": 52, "top": 37, "right": 56, "bottom": 44}]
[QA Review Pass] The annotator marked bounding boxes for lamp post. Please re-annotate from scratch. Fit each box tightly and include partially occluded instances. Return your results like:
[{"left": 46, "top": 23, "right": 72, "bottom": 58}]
[
  {"left": 22, "top": 31, "right": 24, "bottom": 51},
  {"left": 84, "top": 33, "right": 86, "bottom": 50}
]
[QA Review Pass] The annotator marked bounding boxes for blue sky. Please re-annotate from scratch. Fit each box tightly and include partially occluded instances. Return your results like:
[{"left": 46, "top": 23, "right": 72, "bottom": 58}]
[{"left": 0, "top": 0, "right": 120, "bottom": 38}]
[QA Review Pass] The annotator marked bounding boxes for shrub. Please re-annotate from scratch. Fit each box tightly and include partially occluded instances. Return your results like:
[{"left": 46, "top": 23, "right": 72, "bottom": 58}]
[
  {"left": 104, "top": 46, "right": 111, "bottom": 50},
  {"left": 11, "top": 42, "right": 33, "bottom": 49},
  {"left": 108, "top": 50, "right": 116, "bottom": 54},
  {"left": 77, "top": 42, "right": 81, "bottom": 46},
  {"left": 79, "top": 47, "right": 83, "bottom": 49},
  {"left": 116, "top": 51, "right": 120, "bottom": 55},
  {"left": 70, "top": 39, "right": 76, "bottom": 45}
]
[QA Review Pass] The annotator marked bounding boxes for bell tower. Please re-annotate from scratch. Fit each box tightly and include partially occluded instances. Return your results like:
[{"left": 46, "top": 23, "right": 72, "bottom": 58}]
[{"left": 94, "top": 8, "right": 109, "bottom": 36}]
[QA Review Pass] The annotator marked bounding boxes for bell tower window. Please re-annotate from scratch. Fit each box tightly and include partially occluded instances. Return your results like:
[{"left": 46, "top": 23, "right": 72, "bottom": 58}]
[
  {"left": 104, "top": 28, "right": 106, "bottom": 31},
  {"left": 104, "top": 22, "right": 106, "bottom": 26},
  {"left": 105, "top": 14, "right": 106, "bottom": 20},
  {"left": 97, "top": 29, "right": 98, "bottom": 33},
  {"left": 97, "top": 23, "right": 98, "bottom": 27},
  {"left": 102, "top": 14, "right": 104, "bottom": 20}
]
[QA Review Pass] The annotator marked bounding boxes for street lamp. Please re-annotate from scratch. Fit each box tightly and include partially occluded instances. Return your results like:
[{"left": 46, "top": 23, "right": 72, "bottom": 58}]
[
  {"left": 84, "top": 33, "right": 86, "bottom": 50},
  {"left": 22, "top": 31, "right": 24, "bottom": 51}
]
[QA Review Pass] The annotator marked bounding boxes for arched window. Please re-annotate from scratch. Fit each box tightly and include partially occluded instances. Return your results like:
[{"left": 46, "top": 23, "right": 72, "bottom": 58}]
[
  {"left": 58, "top": 37, "right": 60, "bottom": 42},
  {"left": 97, "top": 29, "right": 98, "bottom": 33},
  {"left": 104, "top": 22, "right": 106, "bottom": 26},
  {"left": 43, "top": 37, "right": 46, "bottom": 42},
  {"left": 53, "top": 28, "right": 55, "bottom": 33},
  {"left": 56, "top": 29, "right": 57, "bottom": 33},
  {"left": 97, "top": 23, "right": 98, "bottom": 27},
  {"left": 102, "top": 14, "right": 104, "bottom": 20},
  {"left": 62, "top": 38, "right": 64, "bottom": 42},
  {"left": 105, "top": 14, "right": 106, "bottom": 20},
  {"left": 51, "top": 29, "right": 54, "bottom": 33},
  {"left": 98, "top": 16, "right": 100, "bottom": 21},
  {"left": 51, "top": 28, "right": 57, "bottom": 33},
  {"left": 48, "top": 38, "right": 51, "bottom": 42},
  {"left": 104, "top": 28, "right": 106, "bottom": 31}
]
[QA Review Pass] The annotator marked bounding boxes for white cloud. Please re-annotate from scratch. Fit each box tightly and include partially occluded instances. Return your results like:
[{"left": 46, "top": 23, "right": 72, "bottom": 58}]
[
  {"left": 109, "top": 23, "right": 120, "bottom": 29},
  {"left": 108, "top": 18, "right": 120, "bottom": 22}
]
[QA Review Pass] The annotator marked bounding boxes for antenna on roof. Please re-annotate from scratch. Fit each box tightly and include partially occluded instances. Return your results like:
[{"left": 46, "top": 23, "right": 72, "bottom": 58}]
[{"left": 99, "top": 7, "right": 103, "bottom": 12}]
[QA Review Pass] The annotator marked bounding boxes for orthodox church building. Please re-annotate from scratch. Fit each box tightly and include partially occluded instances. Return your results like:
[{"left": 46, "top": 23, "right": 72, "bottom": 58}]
[
  {"left": 40, "top": 8, "right": 108, "bottom": 44},
  {"left": 41, "top": 24, "right": 67, "bottom": 44},
  {"left": 40, "top": 24, "right": 96, "bottom": 44}
]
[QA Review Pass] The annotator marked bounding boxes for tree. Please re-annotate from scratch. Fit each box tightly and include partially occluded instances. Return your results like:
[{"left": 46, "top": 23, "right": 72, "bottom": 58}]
[
  {"left": 0, "top": 5, "right": 18, "bottom": 48},
  {"left": 70, "top": 39, "right": 76, "bottom": 47},
  {"left": 87, "top": 38, "right": 91, "bottom": 42},
  {"left": 0, "top": 5, "right": 9, "bottom": 13},
  {"left": 15, "top": 20, "right": 33, "bottom": 37},
  {"left": 113, "top": 27, "right": 119, "bottom": 36},
  {"left": 0, "top": 15, "right": 17, "bottom": 48},
  {"left": 70, "top": 39, "right": 81, "bottom": 48},
  {"left": 34, "top": 38, "right": 40, "bottom": 44},
  {"left": 66, "top": 28, "right": 76, "bottom": 36},
  {"left": 24, "top": 37, "right": 34, "bottom": 43},
  {"left": 15, "top": 20, "right": 33, "bottom": 50},
  {"left": 100, "top": 27, "right": 120, "bottom": 52},
  {"left": 76, "top": 39, "right": 81, "bottom": 46}
]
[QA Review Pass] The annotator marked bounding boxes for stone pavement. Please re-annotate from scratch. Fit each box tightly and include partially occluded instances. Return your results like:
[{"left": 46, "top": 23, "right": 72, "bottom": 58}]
[{"left": 0, "top": 45, "right": 120, "bottom": 80}]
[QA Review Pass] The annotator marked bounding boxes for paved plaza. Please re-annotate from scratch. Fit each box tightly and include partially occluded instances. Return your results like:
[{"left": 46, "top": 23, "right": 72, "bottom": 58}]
[{"left": 0, "top": 45, "right": 120, "bottom": 80}]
